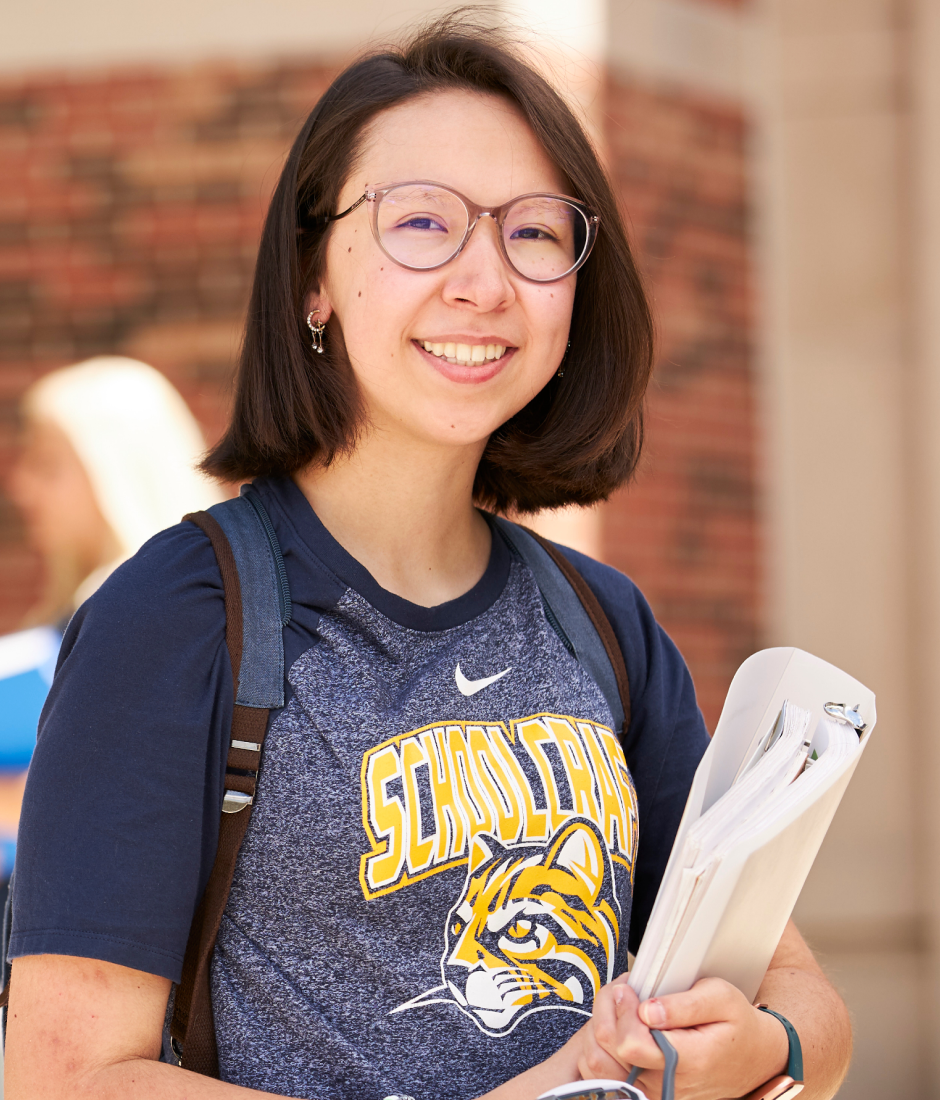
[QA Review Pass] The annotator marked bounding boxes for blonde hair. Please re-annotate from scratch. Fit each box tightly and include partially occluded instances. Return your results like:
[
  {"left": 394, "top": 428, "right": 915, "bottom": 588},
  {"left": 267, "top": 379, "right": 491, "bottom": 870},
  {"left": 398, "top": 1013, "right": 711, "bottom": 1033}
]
[{"left": 23, "top": 357, "right": 224, "bottom": 615}]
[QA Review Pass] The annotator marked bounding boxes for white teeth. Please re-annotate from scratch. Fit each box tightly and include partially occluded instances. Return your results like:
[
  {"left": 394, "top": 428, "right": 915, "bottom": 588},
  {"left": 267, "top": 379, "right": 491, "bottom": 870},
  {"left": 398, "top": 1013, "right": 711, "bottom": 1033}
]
[{"left": 420, "top": 341, "right": 509, "bottom": 365}]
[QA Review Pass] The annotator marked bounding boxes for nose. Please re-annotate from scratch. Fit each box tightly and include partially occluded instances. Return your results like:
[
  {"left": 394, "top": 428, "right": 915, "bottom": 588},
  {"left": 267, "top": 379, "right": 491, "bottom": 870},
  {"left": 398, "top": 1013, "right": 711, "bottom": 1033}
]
[{"left": 441, "top": 213, "right": 515, "bottom": 313}]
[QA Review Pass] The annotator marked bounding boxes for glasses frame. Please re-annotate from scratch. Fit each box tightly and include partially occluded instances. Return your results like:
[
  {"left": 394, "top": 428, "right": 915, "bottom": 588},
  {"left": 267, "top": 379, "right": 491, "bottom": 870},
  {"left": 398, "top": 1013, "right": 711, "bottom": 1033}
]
[{"left": 321, "top": 180, "right": 600, "bottom": 284}]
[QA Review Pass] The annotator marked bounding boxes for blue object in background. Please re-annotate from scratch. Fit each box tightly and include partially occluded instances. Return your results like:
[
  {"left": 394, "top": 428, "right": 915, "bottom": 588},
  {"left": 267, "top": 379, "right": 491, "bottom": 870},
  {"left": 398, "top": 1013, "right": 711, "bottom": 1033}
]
[
  {"left": 0, "top": 628, "right": 59, "bottom": 774},
  {"left": 0, "top": 667, "right": 52, "bottom": 772},
  {"left": 0, "top": 627, "right": 61, "bottom": 877}
]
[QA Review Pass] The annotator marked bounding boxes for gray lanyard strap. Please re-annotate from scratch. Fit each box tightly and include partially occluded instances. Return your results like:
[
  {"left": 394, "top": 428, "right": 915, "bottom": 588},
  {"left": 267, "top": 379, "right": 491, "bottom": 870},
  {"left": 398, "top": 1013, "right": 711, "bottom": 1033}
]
[{"left": 626, "top": 1029, "right": 678, "bottom": 1100}]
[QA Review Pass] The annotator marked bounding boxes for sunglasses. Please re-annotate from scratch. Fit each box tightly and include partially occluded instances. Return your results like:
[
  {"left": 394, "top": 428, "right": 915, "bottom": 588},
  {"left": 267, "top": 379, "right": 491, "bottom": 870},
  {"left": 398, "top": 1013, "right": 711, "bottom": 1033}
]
[{"left": 319, "top": 180, "right": 599, "bottom": 283}]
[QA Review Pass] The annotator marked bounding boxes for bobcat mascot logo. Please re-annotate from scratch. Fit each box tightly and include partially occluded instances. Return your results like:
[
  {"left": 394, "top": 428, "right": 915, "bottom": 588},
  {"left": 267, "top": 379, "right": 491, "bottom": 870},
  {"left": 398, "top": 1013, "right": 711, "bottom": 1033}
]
[{"left": 392, "top": 817, "right": 621, "bottom": 1036}]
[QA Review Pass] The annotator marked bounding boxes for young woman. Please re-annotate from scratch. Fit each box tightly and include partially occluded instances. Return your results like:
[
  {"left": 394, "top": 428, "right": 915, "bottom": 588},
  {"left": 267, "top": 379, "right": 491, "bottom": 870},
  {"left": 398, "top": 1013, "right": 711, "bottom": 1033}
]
[{"left": 4, "top": 18, "right": 851, "bottom": 1100}]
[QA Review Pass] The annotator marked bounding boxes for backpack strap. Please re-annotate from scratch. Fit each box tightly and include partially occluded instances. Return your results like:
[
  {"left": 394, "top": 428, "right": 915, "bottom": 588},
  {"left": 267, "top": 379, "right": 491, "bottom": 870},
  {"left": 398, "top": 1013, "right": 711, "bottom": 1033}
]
[
  {"left": 491, "top": 517, "right": 631, "bottom": 738},
  {"left": 171, "top": 485, "right": 290, "bottom": 1077}
]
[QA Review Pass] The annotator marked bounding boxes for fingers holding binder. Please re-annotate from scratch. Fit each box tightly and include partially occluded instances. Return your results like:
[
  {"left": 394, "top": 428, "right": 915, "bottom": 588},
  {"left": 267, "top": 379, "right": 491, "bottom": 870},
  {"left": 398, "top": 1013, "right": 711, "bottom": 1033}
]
[
  {"left": 581, "top": 974, "right": 789, "bottom": 1100},
  {"left": 578, "top": 975, "right": 663, "bottom": 1083}
]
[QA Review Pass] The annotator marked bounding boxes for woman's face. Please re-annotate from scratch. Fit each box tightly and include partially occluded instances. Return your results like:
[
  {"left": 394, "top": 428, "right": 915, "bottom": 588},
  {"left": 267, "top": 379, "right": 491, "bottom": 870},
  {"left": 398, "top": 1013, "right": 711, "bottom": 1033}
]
[
  {"left": 312, "top": 90, "right": 575, "bottom": 452},
  {"left": 9, "top": 418, "right": 117, "bottom": 574}
]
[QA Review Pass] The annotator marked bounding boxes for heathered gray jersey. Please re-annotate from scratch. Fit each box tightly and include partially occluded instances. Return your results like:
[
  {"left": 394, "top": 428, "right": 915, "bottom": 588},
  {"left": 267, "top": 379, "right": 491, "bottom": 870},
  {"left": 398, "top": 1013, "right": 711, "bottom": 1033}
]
[{"left": 212, "top": 559, "right": 637, "bottom": 1100}]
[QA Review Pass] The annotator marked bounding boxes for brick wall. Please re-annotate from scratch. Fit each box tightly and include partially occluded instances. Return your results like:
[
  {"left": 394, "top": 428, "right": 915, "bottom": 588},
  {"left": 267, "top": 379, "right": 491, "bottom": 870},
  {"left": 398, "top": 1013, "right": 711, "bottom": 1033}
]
[
  {"left": 0, "top": 59, "right": 760, "bottom": 728},
  {"left": 0, "top": 61, "right": 336, "bottom": 628},
  {"left": 602, "top": 76, "right": 760, "bottom": 727}
]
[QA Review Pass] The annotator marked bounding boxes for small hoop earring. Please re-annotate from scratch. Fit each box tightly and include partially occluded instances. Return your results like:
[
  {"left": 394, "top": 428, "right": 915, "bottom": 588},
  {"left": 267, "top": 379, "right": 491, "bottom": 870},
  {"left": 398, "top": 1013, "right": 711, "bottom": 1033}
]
[
  {"left": 307, "top": 309, "right": 326, "bottom": 355},
  {"left": 557, "top": 339, "right": 571, "bottom": 378}
]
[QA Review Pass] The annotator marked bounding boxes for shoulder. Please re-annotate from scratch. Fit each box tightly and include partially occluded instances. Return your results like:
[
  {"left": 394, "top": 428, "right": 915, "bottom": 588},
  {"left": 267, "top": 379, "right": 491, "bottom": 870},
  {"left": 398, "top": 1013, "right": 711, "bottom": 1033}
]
[
  {"left": 48, "top": 517, "right": 232, "bottom": 749},
  {"left": 62, "top": 518, "right": 223, "bottom": 662},
  {"left": 549, "top": 542, "right": 709, "bottom": 810},
  {"left": 551, "top": 545, "right": 684, "bottom": 713},
  {"left": 14, "top": 519, "right": 233, "bottom": 981}
]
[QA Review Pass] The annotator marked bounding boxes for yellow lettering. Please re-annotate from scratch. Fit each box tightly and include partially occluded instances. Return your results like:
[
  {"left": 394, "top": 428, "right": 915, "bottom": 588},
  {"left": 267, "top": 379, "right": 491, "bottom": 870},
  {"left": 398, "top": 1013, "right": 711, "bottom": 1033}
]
[
  {"left": 596, "top": 726, "right": 638, "bottom": 863},
  {"left": 546, "top": 716, "right": 601, "bottom": 822},
  {"left": 517, "top": 717, "right": 567, "bottom": 832},
  {"left": 467, "top": 725, "right": 524, "bottom": 843},
  {"left": 445, "top": 725, "right": 496, "bottom": 835},
  {"left": 401, "top": 737, "right": 434, "bottom": 874},
  {"left": 420, "top": 728, "right": 468, "bottom": 860},
  {"left": 488, "top": 723, "right": 548, "bottom": 841},
  {"left": 361, "top": 744, "right": 406, "bottom": 892},
  {"left": 579, "top": 722, "right": 631, "bottom": 857},
  {"left": 359, "top": 713, "right": 635, "bottom": 901}
]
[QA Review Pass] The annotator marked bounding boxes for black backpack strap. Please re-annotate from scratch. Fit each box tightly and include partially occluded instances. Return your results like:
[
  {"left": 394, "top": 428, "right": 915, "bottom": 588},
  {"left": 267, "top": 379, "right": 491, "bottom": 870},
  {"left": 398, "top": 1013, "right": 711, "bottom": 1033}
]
[
  {"left": 491, "top": 517, "right": 631, "bottom": 738},
  {"left": 171, "top": 485, "right": 290, "bottom": 1077}
]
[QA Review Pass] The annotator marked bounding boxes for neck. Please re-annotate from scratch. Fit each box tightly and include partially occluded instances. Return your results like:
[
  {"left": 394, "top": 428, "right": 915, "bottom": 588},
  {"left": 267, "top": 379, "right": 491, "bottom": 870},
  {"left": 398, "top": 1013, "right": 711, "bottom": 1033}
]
[{"left": 293, "top": 431, "right": 492, "bottom": 607}]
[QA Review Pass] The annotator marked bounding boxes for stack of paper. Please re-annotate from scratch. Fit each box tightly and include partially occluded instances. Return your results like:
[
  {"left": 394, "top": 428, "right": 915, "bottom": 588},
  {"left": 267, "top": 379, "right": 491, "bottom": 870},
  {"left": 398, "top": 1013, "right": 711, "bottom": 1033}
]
[{"left": 629, "top": 647, "right": 876, "bottom": 1003}]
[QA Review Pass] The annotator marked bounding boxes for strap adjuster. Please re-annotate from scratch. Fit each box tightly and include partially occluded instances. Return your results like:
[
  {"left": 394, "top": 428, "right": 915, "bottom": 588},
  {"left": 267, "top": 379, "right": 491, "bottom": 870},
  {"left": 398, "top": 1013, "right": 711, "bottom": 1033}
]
[{"left": 222, "top": 790, "right": 253, "bottom": 813}]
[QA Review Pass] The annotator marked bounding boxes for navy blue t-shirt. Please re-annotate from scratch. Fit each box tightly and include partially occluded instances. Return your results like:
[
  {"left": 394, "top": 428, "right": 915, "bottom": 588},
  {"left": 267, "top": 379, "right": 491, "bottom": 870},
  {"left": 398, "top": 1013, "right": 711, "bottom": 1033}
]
[{"left": 11, "top": 477, "right": 709, "bottom": 1098}]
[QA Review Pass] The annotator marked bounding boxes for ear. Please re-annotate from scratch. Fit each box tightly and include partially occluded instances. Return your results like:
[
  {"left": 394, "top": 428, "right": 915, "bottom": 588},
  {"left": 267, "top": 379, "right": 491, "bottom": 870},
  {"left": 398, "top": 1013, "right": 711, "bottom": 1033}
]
[
  {"left": 547, "top": 820, "right": 606, "bottom": 900},
  {"left": 468, "top": 831, "right": 504, "bottom": 875},
  {"left": 303, "top": 289, "right": 332, "bottom": 325}
]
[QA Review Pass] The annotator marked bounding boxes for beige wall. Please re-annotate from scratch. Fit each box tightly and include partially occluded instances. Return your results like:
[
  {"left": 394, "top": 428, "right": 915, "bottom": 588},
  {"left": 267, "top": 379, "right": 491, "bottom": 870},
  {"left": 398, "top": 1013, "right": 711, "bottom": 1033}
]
[
  {"left": 755, "top": 0, "right": 940, "bottom": 1094},
  {"left": 910, "top": 0, "right": 940, "bottom": 1089},
  {"left": 2, "top": 0, "right": 454, "bottom": 71}
]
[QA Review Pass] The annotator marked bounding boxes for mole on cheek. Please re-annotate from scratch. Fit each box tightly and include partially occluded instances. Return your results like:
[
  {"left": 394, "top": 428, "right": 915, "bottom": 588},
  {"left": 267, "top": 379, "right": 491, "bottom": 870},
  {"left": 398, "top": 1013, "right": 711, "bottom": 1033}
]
[
  {"left": 358, "top": 291, "right": 362, "bottom": 297},
  {"left": 347, "top": 247, "right": 352, "bottom": 253}
]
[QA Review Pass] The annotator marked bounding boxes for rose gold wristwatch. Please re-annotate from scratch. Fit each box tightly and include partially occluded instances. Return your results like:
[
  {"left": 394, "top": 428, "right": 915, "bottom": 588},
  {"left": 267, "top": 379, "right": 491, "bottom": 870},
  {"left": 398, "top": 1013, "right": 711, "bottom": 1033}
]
[{"left": 742, "top": 1075, "right": 804, "bottom": 1100}]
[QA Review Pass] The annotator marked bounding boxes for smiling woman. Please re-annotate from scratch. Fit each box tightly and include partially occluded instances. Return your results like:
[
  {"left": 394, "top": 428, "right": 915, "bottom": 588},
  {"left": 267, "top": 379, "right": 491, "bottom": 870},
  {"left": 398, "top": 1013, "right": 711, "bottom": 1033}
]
[{"left": 4, "top": 12, "right": 850, "bottom": 1100}]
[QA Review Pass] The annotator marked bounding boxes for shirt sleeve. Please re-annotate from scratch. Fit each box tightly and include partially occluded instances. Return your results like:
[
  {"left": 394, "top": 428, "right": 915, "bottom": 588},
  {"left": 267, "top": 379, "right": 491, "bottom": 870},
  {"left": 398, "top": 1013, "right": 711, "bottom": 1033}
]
[
  {"left": 9, "top": 521, "right": 232, "bottom": 982},
  {"left": 558, "top": 547, "right": 711, "bottom": 956}
]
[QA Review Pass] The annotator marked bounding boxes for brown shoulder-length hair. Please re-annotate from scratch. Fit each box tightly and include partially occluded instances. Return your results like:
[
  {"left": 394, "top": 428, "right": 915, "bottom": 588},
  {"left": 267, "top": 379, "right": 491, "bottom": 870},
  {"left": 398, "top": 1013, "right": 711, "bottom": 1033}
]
[{"left": 202, "top": 11, "right": 654, "bottom": 514}]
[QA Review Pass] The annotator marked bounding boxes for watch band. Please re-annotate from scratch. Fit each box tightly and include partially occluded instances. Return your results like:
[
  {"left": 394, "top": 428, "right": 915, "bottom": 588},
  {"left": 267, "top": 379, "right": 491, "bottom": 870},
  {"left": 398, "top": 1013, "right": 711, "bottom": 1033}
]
[{"left": 756, "top": 1005, "right": 804, "bottom": 1083}]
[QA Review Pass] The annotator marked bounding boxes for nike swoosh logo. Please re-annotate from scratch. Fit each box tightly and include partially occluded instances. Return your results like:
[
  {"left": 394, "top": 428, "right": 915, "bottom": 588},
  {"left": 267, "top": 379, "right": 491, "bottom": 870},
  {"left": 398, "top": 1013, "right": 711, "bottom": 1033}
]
[{"left": 455, "top": 663, "right": 512, "bottom": 697}]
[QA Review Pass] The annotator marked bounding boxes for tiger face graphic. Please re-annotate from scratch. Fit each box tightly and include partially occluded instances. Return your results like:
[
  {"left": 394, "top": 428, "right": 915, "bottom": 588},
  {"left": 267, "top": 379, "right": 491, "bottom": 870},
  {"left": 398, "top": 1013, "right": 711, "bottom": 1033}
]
[{"left": 392, "top": 817, "right": 621, "bottom": 1036}]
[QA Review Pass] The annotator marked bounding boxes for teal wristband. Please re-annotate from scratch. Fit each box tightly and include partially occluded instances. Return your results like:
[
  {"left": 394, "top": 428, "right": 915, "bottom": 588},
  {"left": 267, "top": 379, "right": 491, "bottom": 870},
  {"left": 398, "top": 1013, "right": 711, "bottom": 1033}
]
[{"left": 757, "top": 1005, "right": 804, "bottom": 1083}]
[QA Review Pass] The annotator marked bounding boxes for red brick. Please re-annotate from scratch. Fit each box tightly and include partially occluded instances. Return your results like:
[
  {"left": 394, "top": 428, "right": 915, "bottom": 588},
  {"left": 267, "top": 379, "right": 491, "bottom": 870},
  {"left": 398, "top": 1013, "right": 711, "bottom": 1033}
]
[{"left": 0, "top": 61, "right": 760, "bottom": 730}]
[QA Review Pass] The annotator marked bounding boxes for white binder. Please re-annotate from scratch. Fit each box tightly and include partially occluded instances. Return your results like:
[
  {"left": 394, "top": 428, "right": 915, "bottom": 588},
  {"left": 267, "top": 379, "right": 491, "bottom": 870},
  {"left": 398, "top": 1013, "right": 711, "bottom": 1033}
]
[{"left": 629, "top": 647, "right": 876, "bottom": 1003}]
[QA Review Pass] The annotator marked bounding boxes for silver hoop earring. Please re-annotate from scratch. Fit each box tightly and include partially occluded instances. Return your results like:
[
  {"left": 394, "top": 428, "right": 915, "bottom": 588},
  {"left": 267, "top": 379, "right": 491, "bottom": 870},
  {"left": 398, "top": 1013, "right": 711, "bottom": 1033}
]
[
  {"left": 557, "top": 339, "right": 571, "bottom": 378},
  {"left": 307, "top": 310, "right": 326, "bottom": 355}
]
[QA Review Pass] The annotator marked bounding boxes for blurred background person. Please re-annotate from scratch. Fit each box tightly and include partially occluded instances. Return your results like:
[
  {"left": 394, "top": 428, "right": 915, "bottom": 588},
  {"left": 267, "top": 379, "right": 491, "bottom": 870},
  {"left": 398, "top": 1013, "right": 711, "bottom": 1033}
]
[{"left": 0, "top": 356, "right": 224, "bottom": 892}]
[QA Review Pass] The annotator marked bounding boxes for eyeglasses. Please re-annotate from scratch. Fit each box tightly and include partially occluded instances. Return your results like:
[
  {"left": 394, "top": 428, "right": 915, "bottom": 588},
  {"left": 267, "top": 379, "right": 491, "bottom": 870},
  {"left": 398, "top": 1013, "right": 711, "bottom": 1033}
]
[{"left": 320, "top": 180, "right": 599, "bottom": 283}]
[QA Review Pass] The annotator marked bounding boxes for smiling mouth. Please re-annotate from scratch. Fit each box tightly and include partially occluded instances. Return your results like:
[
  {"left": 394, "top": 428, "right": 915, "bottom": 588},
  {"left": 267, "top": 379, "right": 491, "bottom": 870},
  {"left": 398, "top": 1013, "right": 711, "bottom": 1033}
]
[{"left": 417, "top": 340, "right": 510, "bottom": 366}]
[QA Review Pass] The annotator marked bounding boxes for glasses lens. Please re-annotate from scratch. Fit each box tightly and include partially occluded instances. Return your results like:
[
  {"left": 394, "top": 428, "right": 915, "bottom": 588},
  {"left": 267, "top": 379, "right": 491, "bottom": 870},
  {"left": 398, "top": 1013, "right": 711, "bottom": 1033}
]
[
  {"left": 502, "top": 196, "right": 590, "bottom": 281},
  {"left": 375, "top": 185, "right": 469, "bottom": 269}
]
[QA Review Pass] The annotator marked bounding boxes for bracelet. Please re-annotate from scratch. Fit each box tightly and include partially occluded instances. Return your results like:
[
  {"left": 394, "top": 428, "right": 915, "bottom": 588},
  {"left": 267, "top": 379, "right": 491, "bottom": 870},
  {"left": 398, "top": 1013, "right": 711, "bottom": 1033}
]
[{"left": 756, "top": 1004, "right": 804, "bottom": 1084}]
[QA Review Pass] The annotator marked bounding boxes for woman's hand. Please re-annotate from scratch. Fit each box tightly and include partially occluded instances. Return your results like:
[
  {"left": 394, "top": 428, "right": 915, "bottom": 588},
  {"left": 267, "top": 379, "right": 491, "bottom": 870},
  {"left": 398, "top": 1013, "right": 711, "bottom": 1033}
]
[{"left": 577, "top": 974, "right": 788, "bottom": 1100}]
